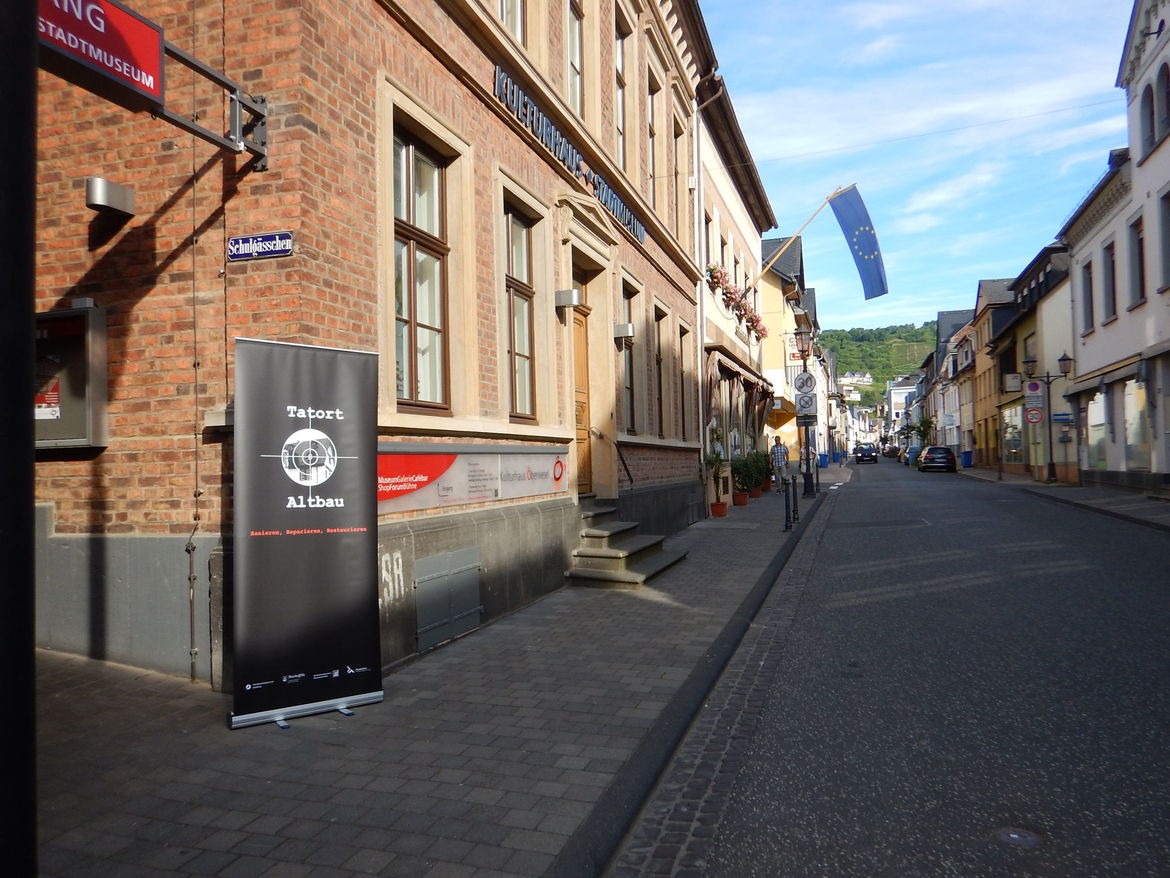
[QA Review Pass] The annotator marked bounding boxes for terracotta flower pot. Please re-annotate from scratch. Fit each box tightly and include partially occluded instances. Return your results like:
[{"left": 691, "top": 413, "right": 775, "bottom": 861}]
[
  {"left": 732, "top": 491, "right": 749, "bottom": 506},
  {"left": 710, "top": 501, "right": 728, "bottom": 517},
  {"left": 749, "top": 485, "right": 762, "bottom": 498}
]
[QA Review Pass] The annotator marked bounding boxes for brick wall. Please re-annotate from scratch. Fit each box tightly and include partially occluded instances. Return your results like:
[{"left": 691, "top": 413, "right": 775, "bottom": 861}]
[{"left": 36, "top": 0, "right": 701, "bottom": 536}]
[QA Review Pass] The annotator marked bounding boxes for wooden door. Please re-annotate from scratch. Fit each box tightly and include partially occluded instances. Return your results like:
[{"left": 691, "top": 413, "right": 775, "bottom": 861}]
[{"left": 573, "top": 309, "right": 592, "bottom": 493}]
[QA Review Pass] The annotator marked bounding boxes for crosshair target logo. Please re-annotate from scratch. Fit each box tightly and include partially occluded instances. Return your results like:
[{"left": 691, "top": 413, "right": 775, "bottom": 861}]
[{"left": 280, "top": 428, "right": 339, "bottom": 486}]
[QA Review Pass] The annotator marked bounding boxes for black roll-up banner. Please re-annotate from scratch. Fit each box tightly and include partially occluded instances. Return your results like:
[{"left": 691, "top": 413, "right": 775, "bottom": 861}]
[{"left": 231, "top": 339, "right": 382, "bottom": 729}]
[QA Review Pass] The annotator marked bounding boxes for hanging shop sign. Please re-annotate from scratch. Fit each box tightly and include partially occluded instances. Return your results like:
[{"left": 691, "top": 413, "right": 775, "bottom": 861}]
[
  {"left": 493, "top": 66, "right": 646, "bottom": 243},
  {"left": 232, "top": 339, "right": 382, "bottom": 729},
  {"left": 38, "top": 0, "right": 165, "bottom": 108},
  {"left": 228, "top": 231, "right": 294, "bottom": 261}
]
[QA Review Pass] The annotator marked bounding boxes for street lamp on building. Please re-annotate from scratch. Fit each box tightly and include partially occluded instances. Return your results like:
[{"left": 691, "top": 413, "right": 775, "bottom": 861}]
[
  {"left": 794, "top": 325, "right": 816, "bottom": 497},
  {"left": 1022, "top": 352, "right": 1073, "bottom": 483}
]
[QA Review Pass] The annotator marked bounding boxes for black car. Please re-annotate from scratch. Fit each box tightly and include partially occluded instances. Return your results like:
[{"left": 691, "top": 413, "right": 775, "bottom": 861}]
[
  {"left": 853, "top": 443, "right": 878, "bottom": 463},
  {"left": 917, "top": 445, "right": 957, "bottom": 472}
]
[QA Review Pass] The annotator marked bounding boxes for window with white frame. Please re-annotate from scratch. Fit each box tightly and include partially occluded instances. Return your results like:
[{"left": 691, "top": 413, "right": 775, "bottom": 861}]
[
  {"left": 654, "top": 307, "right": 667, "bottom": 438},
  {"left": 672, "top": 117, "right": 684, "bottom": 237},
  {"left": 678, "top": 325, "right": 691, "bottom": 440},
  {"left": 1081, "top": 261, "right": 1094, "bottom": 331},
  {"left": 499, "top": 0, "right": 524, "bottom": 43},
  {"left": 1141, "top": 83, "right": 1156, "bottom": 155},
  {"left": 394, "top": 133, "right": 449, "bottom": 408},
  {"left": 1129, "top": 216, "right": 1146, "bottom": 307},
  {"left": 1102, "top": 241, "right": 1117, "bottom": 320},
  {"left": 646, "top": 75, "right": 659, "bottom": 208},
  {"left": 1158, "top": 64, "right": 1170, "bottom": 139},
  {"left": 505, "top": 207, "right": 535, "bottom": 419},
  {"left": 614, "top": 14, "right": 629, "bottom": 171},
  {"left": 622, "top": 284, "right": 637, "bottom": 433},
  {"left": 1160, "top": 191, "right": 1170, "bottom": 290},
  {"left": 1124, "top": 379, "right": 1151, "bottom": 470},
  {"left": 567, "top": 0, "right": 584, "bottom": 116}
]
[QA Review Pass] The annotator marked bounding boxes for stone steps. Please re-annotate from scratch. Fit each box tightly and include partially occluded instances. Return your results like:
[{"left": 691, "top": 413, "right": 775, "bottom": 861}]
[{"left": 564, "top": 499, "right": 687, "bottom": 588}]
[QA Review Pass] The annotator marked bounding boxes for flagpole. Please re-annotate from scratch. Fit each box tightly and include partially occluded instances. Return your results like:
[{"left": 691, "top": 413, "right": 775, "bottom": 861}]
[{"left": 747, "top": 186, "right": 850, "bottom": 290}]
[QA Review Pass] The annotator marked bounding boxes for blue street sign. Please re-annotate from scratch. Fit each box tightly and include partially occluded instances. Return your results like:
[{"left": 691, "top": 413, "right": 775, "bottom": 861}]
[{"left": 228, "top": 231, "right": 294, "bottom": 261}]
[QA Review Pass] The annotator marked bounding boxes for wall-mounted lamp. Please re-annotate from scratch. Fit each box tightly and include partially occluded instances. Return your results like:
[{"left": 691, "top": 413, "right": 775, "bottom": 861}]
[
  {"left": 613, "top": 323, "right": 635, "bottom": 339},
  {"left": 555, "top": 288, "right": 583, "bottom": 309},
  {"left": 793, "top": 325, "right": 812, "bottom": 360},
  {"left": 85, "top": 177, "right": 136, "bottom": 216}
]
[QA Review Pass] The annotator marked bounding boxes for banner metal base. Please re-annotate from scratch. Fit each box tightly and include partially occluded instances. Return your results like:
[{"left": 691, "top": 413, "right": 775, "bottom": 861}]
[{"left": 229, "top": 690, "right": 383, "bottom": 730}]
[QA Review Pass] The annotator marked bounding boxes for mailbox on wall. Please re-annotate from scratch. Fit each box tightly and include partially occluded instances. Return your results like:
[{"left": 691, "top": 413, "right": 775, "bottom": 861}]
[{"left": 35, "top": 307, "right": 108, "bottom": 449}]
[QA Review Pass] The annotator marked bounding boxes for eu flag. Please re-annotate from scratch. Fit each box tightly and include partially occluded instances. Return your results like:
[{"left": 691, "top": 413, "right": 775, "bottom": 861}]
[{"left": 829, "top": 185, "right": 889, "bottom": 300}]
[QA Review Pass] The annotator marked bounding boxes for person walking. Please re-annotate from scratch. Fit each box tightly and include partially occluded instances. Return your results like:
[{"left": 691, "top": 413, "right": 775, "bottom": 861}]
[{"left": 770, "top": 435, "right": 789, "bottom": 493}]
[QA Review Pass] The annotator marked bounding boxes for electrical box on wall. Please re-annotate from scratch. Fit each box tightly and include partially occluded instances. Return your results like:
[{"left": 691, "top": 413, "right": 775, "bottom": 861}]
[{"left": 35, "top": 307, "right": 108, "bottom": 449}]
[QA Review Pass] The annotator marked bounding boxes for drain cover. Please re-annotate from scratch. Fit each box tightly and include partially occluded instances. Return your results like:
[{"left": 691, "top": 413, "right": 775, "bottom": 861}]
[{"left": 995, "top": 827, "right": 1040, "bottom": 848}]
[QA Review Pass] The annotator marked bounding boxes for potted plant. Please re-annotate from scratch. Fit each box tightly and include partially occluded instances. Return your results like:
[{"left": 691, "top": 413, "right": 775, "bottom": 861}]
[
  {"left": 705, "top": 448, "right": 728, "bottom": 517},
  {"left": 748, "top": 450, "right": 771, "bottom": 495},
  {"left": 730, "top": 456, "right": 753, "bottom": 505}
]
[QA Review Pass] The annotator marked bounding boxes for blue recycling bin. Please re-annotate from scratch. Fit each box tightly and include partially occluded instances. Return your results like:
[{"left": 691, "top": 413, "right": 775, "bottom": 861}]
[
  {"left": 961, "top": 450, "right": 973, "bottom": 468},
  {"left": 819, "top": 453, "right": 828, "bottom": 468}
]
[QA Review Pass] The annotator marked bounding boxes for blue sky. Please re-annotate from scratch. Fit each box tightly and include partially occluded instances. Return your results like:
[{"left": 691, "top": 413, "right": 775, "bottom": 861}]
[{"left": 701, "top": 0, "right": 1134, "bottom": 330}]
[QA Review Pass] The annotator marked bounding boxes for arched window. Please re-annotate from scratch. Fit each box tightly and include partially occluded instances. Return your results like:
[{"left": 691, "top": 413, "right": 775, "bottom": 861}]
[
  {"left": 1141, "top": 83, "right": 1156, "bottom": 154},
  {"left": 1159, "top": 64, "right": 1170, "bottom": 140}
]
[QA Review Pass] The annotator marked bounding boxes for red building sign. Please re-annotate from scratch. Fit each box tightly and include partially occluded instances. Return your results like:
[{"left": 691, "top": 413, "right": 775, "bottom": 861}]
[{"left": 38, "top": 0, "right": 165, "bottom": 106}]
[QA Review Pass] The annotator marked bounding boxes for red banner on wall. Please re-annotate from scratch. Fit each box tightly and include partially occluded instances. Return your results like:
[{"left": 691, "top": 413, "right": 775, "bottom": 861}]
[{"left": 38, "top": 0, "right": 165, "bottom": 106}]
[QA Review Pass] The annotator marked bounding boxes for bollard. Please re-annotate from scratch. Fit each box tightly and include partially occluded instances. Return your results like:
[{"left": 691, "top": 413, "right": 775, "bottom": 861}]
[
  {"left": 782, "top": 475, "right": 792, "bottom": 531},
  {"left": 790, "top": 474, "right": 799, "bottom": 522}
]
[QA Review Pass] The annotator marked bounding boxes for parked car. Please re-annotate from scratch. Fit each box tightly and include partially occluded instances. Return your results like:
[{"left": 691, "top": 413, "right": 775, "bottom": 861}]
[
  {"left": 853, "top": 443, "right": 878, "bottom": 464},
  {"left": 900, "top": 445, "right": 921, "bottom": 466},
  {"left": 917, "top": 445, "right": 957, "bottom": 472}
]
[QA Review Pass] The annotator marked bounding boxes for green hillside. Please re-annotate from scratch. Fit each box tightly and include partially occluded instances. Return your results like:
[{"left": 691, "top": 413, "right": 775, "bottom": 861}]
[{"left": 818, "top": 323, "right": 936, "bottom": 408}]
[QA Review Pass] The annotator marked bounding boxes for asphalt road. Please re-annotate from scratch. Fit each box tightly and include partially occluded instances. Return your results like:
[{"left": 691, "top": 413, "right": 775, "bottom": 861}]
[{"left": 704, "top": 458, "right": 1170, "bottom": 877}]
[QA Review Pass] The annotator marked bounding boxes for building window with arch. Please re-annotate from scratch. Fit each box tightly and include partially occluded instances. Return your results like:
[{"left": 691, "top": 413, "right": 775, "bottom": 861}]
[
  {"left": 394, "top": 133, "right": 449, "bottom": 409},
  {"left": 1141, "top": 83, "right": 1156, "bottom": 155},
  {"left": 1158, "top": 64, "right": 1170, "bottom": 139},
  {"left": 505, "top": 208, "right": 535, "bottom": 419}
]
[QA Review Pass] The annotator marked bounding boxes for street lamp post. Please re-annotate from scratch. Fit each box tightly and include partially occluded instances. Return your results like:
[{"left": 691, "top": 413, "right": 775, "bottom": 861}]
[
  {"left": 1022, "top": 352, "right": 1074, "bottom": 483},
  {"left": 794, "top": 326, "right": 816, "bottom": 497}
]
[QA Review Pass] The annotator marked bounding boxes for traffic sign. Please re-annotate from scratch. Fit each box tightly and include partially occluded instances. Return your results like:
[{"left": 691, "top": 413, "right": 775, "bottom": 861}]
[
  {"left": 796, "top": 414, "right": 817, "bottom": 426},
  {"left": 794, "top": 372, "right": 817, "bottom": 393},
  {"left": 796, "top": 393, "right": 816, "bottom": 414},
  {"left": 1025, "top": 408, "right": 1043, "bottom": 424}
]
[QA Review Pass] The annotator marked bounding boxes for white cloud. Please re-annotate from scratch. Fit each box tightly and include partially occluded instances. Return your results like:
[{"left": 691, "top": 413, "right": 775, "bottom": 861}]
[
  {"left": 891, "top": 213, "right": 943, "bottom": 235},
  {"left": 850, "top": 35, "right": 905, "bottom": 64},
  {"left": 903, "top": 163, "right": 1005, "bottom": 214},
  {"left": 840, "top": 2, "right": 921, "bottom": 30}
]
